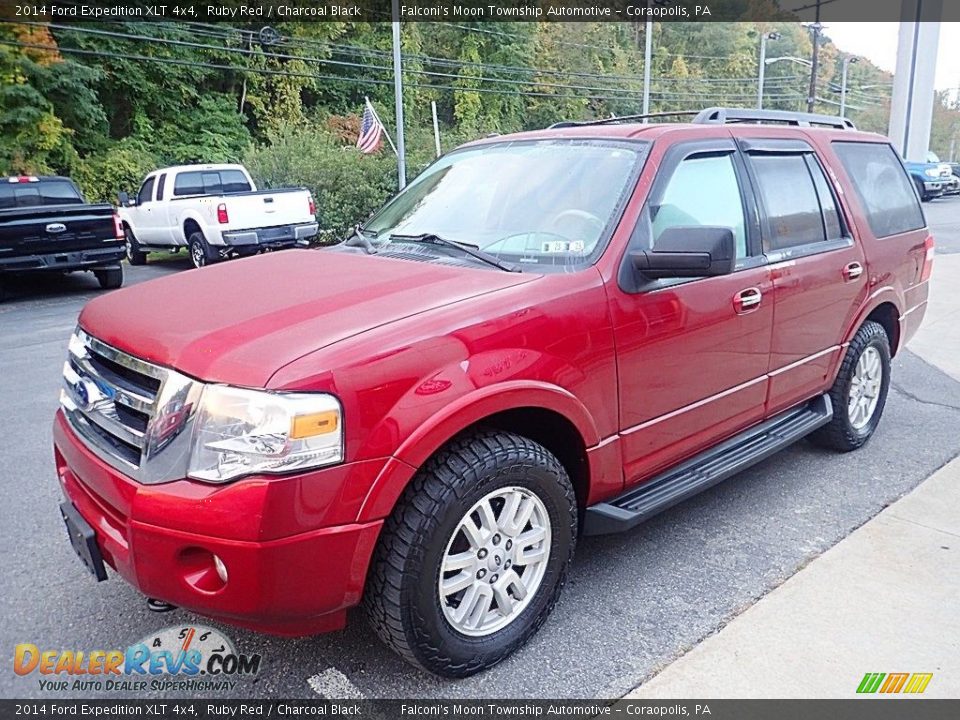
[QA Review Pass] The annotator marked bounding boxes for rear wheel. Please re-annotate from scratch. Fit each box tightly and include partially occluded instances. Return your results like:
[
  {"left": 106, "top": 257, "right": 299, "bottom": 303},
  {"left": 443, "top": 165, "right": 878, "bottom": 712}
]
[
  {"left": 810, "top": 321, "right": 891, "bottom": 452},
  {"left": 125, "top": 228, "right": 147, "bottom": 265},
  {"left": 188, "top": 232, "right": 214, "bottom": 269},
  {"left": 363, "top": 430, "right": 577, "bottom": 678},
  {"left": 94, "top": 267, "right": 123, "bottom": 290}
]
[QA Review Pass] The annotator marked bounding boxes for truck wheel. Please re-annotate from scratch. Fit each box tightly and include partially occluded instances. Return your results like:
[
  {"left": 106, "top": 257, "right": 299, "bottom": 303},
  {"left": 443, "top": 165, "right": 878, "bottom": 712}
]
[
  {"left": 125, "top": 228, "right": 147, "bottom": 266},
  {"left": 94, "top": 267, "right": 124, "bottom": 290},
  {"left": 914, "top": 178, "right": 930, "bottom": 203},
  {"left": 810, "top": 321, "right": 891, "bottom": 452},
  {"left": 188, "top": 232, "right": 214, "bottom": 269},
  {"left": 363, "top": 430, "right": 577, "bottom": 678}
]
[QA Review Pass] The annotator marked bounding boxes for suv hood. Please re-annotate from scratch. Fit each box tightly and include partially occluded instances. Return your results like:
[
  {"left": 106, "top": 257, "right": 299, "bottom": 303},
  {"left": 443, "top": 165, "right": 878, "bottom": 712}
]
[{"left": 79, "top": 249, "right": 536, "bottom": 387}]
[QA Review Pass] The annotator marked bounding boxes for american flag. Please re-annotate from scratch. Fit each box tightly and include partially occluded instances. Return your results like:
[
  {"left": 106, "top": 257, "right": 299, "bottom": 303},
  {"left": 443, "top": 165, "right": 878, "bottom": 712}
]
[{"left": 357, "top": 101, "right": 384, "bottom": 154}]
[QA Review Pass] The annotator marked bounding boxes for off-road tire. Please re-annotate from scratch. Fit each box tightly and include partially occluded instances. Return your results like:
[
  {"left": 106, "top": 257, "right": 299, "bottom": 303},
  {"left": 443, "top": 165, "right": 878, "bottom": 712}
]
[
  {"left": 125, "top": 228, "right": 147, "bottom": 265},
  {"left": 363, "top": 430, "right": 577, "bottom": 678},
  {"left": 94, "top": 267, "right": 123, "bottom": 290},
  {"left": 810, "top": 320, "right": 891, "bottom": 452}
]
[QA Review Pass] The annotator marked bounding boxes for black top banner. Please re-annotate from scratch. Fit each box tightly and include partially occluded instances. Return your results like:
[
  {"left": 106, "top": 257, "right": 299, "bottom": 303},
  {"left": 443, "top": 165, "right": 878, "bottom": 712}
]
[{"left": 2, "top": 0, "right": 957, "bottom": 23}]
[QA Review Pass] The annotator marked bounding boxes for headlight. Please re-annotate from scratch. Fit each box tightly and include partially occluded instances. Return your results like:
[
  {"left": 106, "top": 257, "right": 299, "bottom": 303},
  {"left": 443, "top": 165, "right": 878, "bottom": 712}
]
[
  {"left": 925, "top": 168, "right": 940, "bottom": 178},
  {"left": 187, "top": 385, "right": 343, "bottom": 483}
]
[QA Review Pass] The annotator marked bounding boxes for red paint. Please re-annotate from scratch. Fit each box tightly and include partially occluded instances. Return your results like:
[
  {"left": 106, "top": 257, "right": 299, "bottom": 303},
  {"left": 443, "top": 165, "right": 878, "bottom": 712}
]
[{"left": 56, "top": 122, "right": 929, "bottom": 635}]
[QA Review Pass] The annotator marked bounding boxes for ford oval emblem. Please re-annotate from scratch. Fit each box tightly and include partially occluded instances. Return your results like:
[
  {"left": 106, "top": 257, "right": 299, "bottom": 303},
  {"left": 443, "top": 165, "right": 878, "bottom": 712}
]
[
  {"left": 46, "top": 222, "right": 67, "bottom": 234},
  {"left": 72, "top": 380, "right": 90, "bottom": 410}
]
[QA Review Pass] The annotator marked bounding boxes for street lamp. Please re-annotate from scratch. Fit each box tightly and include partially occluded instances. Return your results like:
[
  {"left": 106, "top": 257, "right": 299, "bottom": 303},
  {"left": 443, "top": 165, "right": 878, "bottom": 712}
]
[
  {"left": 765, "top": 56, "right": 813, "bottom": 68},
  {"left": 757, "top": 32, "right": 782, "bottom": 110},
  {"left": 840, "top": 55, "right": 860, "bottom": 119}
]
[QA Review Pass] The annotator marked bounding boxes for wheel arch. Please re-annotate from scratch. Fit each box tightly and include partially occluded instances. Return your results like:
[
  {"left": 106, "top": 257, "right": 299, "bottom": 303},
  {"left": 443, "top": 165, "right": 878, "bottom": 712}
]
[
  {"left": 356, "top": 384, "right": 599, "bottom": 523},
  {"left": 843, "top": 291, "right": 903, "bottom": 358}
]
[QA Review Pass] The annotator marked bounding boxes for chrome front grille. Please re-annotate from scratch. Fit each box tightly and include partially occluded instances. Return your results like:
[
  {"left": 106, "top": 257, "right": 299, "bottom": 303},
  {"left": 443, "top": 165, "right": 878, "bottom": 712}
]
[{"left": 60, "top": 328, "right": 203, "bottom": 484}]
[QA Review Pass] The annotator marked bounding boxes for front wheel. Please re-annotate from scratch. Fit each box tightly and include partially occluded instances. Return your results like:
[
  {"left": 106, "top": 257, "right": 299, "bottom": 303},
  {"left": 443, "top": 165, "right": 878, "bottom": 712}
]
[
  {"left": 94, "top": 267, "right": 123, "bottom": 290},
  {"left": 810, "top": 321, "right": 891, "bottom": 452},
  {"left": 363, "top": 430, "right": 577, "bottom": 678}
]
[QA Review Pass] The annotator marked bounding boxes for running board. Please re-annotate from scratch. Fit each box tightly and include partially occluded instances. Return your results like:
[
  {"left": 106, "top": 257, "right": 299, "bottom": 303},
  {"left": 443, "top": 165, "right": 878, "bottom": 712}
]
[{"left": 582, "top": 394, "right": 833, "bottom": 536}]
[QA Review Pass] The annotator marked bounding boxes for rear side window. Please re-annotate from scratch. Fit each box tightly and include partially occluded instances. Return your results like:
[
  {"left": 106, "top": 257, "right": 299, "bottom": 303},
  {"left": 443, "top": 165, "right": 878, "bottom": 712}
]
[
  {"left": 0, "top": 180, "right": 82, "bottom": 208},
  {"left": 751, "top": 154, "right": 826, "bottom": 251},
  {"left": 174, "top": 170, "right": 251, "bottom": 197},
  {"left": 832, "top": 142, "right": 924, "bottom": 238},
  {"left": 156, "top": 173, "right": 166, "bottom": 201}
]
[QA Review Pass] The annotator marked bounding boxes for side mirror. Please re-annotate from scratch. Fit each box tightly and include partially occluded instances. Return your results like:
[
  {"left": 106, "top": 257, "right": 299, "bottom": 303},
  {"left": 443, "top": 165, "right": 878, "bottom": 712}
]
[
  {"left": 118, "top": 192, "right": 131, "bottom": 207},
  {"left": 631, "top": 226, "right": 736, "bottom": 279}
]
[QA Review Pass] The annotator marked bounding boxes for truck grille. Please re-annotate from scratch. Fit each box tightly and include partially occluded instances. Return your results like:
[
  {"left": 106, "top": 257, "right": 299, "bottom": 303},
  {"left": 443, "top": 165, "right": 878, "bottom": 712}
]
[{"left": 60, "top": 329, "right": 201, "bottom": 483}]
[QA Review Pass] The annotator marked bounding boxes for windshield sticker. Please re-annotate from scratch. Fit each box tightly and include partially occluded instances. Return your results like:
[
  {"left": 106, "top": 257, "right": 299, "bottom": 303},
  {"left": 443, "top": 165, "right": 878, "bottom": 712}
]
[{"left": 541, "top": 240, "right": 586, "bottom": 254}]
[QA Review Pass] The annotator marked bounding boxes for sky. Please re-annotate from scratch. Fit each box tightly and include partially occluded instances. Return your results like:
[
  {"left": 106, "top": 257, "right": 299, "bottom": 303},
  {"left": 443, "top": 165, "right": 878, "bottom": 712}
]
[{"left": 824, "top": 22, "right": 960, "bottom": 95}]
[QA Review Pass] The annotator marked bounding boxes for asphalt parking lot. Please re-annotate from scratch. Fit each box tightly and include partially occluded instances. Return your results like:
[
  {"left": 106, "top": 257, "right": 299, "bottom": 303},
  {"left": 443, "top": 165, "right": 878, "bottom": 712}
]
[{"left": 3, "top": 198, "right": 960, "bottom": 700}]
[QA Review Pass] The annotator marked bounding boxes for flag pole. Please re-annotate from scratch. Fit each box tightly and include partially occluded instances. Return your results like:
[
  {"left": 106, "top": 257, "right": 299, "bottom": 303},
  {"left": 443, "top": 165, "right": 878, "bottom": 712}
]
[
  {"left": 391, "top": 0, "right": 407, "bottom": 190},
  {"left": 364, "top": 97, "right": 398, "bottom": 157}
]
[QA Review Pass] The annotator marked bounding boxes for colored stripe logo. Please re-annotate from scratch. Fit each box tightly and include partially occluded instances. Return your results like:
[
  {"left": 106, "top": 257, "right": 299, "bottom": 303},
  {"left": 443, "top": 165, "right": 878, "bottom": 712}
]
[{"left": 857, "top": 672, "right": 933, "bottom": 694}]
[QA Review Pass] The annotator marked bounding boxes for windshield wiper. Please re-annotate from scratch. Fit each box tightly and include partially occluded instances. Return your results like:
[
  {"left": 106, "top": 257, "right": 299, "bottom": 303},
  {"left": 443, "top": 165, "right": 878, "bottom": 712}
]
[
  {"left": 343, "top": 225, "right": 378, "bottom": 254},
  {"left": 389, "top": 233, "right": 520, "bottom": 273}
]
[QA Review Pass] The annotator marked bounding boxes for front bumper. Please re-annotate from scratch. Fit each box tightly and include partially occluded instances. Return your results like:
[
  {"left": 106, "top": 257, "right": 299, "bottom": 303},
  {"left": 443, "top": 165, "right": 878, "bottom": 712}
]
[
  {"left": 53, "top": 411, "right": 384, "bottom": 636},
  {"left": 0, "top": 245, "right": 124, "bottom": 273},
  {"left": 221, "top": 222, "right": 319, "bottom": 250},
  {"left": 922, "top": 180, "right": 945, "bottom": 195}
]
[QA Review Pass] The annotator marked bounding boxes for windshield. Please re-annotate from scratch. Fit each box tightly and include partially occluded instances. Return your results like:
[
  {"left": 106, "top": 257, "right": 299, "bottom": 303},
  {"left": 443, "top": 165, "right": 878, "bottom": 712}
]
[{"left": 363, "top": 140, "right": 645, "bottom": 267}]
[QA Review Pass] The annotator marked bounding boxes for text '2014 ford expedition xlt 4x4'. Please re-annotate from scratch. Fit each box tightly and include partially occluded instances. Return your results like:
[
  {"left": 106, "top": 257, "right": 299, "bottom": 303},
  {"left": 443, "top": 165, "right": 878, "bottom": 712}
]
[{"left": 54, "top": 108, "right": 932, "bottom": 678}]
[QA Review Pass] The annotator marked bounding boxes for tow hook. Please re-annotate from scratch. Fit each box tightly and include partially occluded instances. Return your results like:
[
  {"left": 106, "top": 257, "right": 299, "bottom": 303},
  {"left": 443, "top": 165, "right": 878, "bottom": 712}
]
[{"left": 146, "top": 598, "right": 177, "bottom": 613}]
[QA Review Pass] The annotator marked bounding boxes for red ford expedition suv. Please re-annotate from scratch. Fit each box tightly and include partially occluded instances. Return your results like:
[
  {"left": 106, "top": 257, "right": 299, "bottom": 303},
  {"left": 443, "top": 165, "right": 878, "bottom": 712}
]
[{"left": 54, "top": 108, "right": 932, "bottom": 677}]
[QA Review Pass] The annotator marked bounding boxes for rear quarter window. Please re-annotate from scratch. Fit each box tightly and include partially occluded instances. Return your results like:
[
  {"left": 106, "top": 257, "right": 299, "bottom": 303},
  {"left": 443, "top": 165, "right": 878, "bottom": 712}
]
[{"left": 832, "top": 142, "right": 925, "bottom": 238}]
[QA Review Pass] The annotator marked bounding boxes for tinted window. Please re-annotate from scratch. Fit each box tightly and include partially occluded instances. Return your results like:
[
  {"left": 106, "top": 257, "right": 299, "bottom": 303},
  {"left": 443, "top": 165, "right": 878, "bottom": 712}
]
[
  {"left": 650, "top": 154, "right": 747, "bottom": 258},
  {"left": 173, "top": 170, "right": 250, "bottom": 197},
  {"left": 833, "top": 142, "right": 924, "bottom": 238},
  {"left": 752, "top": 154, "right": 825, "bottom": 250},
  {"left": 137, "top": 177, "right": 155, "bottom": 205},
  {"left": 220, "top": 170, "right": 251, "bottom": 193},
  {"left": 807, "top": 156, "right": 843, "bottom": 240},
  {"left": 156, "top": 173, "right": 166, "bottom": 201},
  {"left": 0, "top": 180, "right": 82, "bottom": 208},
  {"left": 174, "top": 172, "right": 204, "bottom": 196}
]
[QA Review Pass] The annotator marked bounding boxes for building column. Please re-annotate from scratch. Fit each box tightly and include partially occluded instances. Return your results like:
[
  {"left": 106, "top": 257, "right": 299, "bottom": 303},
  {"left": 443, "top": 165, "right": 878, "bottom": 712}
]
[{"left": 888, "top": 0, "right": 943, "bottom": 161}]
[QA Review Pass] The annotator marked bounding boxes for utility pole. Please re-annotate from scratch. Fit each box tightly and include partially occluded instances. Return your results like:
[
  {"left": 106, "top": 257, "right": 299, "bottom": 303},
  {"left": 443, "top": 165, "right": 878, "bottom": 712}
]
[
  {"left": 806, "top": 0, "right": 823, "bottom": 113},
  {"left": 391, "top": 0, "right": 406, "bottom": 190}
]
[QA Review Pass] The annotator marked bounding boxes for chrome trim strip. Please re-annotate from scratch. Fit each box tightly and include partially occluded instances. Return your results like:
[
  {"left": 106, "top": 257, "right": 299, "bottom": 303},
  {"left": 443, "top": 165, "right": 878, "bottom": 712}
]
[
  {"left": 615, "top": 346, "right": 841, "bottom": 440},
  {"left": 621, "top": 376, "right": 768, "bottom": 437},
  {"left": 900, "top": 301, "right": 928, "bottom": 321},
  {"left": 768, "top": 346, "right": 839, "bottom": 377}
]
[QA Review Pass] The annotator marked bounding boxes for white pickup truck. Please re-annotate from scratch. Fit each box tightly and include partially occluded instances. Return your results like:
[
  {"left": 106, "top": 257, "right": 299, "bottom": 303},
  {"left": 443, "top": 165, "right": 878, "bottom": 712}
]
[{"left": 118, "top": 164, "right": 318, "bottom": 269}]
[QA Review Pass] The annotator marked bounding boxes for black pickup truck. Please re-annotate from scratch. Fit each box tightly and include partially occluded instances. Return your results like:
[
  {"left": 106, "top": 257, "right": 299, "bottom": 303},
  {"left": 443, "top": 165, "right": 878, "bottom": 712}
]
[{"left": 0, "top": 176, "right": 125, "bottom": 301}]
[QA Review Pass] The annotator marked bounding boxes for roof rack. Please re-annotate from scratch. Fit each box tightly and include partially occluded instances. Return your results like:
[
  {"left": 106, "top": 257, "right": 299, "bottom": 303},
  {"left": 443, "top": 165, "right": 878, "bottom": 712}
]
[
  {"left": 547, "top": 107, "right": 857, "bottom": 131},
  {"left": 548, "top": 110, "right": 699, "bottom": 129},
  {"left": 692, "top": 107, "right": 856, "bottom": 130}
]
